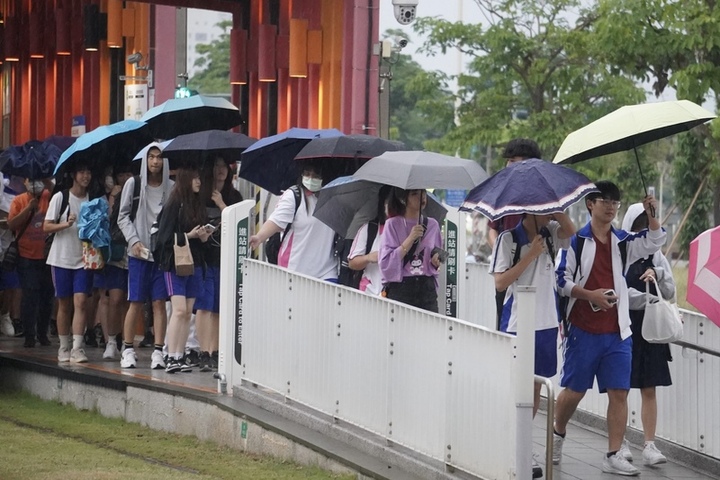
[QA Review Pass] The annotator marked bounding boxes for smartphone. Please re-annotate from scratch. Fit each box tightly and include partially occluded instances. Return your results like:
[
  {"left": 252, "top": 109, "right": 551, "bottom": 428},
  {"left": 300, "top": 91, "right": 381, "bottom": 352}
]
[
  {"left": 648, "top": 186, "right": 656, "bottom": 197},
  {"left": 591, "top": 289, "right": 617, "bottom": 312},
  {"left": 431, "top": 247, "right": 449, "bottom": 263},
  {"left": 138, "top": 247, "right": 150, "bottom": 260},
  {"left": 204, "top": 223, "right": 217, "bottom": 232}
]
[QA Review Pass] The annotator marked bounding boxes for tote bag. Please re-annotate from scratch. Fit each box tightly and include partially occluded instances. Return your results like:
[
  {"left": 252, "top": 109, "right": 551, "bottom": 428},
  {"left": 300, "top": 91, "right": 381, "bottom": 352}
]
[
  {"left": 642, "top": 277, "right": 683, "bottom": 344},
  {"left": 173, "top": 233, "right": 194, "bottom": 277}
]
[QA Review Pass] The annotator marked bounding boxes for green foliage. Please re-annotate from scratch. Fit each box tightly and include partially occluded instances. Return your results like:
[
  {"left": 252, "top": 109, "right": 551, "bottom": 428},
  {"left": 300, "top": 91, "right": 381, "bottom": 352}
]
[{"left": 188, "top": 20, "right": 232, "bottom": 95}]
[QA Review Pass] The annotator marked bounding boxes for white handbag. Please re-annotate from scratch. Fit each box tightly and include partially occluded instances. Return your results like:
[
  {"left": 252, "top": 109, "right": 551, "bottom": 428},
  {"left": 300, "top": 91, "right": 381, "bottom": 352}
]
[{"left": 642, "top": 276, "right": 683, "bottom": 344}]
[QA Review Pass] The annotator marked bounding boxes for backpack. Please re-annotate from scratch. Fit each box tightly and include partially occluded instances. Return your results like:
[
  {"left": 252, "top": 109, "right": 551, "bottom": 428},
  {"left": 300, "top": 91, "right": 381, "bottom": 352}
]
[
  {"left": 43, "top": 189, "right": 70, "bottom": 259},
  {"left": 108, "top": 176, "right": 141, "bottom": 262},
  {"left": 337, "top": 221, "right": 379, "bottom": 289},
  {"left": 266, "top": 186, "right": 302, "bottom": 265}
]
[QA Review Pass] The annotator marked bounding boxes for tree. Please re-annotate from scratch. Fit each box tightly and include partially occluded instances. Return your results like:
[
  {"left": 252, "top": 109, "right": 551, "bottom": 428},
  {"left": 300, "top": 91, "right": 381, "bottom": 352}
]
[
  {"left": 413, "top": 0, "right": 645, "bottom": 168},
  {"left": 188, "top": 20, "right": 232, "bottom": 95}
]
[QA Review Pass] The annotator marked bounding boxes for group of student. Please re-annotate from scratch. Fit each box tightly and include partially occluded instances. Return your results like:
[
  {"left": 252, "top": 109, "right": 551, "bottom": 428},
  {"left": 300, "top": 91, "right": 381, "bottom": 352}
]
[
  {"left": 1, "top": 142, "right": 241, "bottom": 374},
  {"left": 489, "top": 139, "right": 674, "bottom": 478}
]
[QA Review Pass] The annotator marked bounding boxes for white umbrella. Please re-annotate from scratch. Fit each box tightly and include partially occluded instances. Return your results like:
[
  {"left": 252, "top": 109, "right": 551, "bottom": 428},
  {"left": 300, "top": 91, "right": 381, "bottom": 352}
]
[{"left": 133, "top": 140, "right": 172, "bottom": 162}]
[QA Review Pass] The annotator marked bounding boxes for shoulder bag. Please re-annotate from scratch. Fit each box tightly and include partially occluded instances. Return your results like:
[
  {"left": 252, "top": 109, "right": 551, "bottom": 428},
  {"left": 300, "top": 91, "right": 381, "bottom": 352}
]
[
  {"left": 173, "top": 233, "right": 194, "bottom": 276},
  {"left": 642, "top": 276, "right": 683, "bottom": 344}
]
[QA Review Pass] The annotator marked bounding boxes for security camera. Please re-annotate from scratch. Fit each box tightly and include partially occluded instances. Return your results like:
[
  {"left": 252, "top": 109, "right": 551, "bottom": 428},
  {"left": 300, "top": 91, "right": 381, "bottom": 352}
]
[
  {"left": 395, "top": 37, "right": 408, "bottom": 50},
  {"left": 127, "top": 52, "right": 143, "bottom": 65},
  {"left": 392, "top": 0, "right": 418, "bottom": 25}
]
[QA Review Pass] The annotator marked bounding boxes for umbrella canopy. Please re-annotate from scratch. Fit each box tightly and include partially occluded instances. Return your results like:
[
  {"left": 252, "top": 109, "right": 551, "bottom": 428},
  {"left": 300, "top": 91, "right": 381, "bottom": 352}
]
[
  {"left": 0, "top": 140, "right": 62, "bottom": 179},
  {"left": 314, "top": 176, "right": 447, "bottom": 238},
  {"left": 54, "top": 120, "right": 153, "bottom": 176},
  {"left": 133, "top": 139, "right": 173, "bottom": 162},
  {"left": 553, "top": 100, "right": 716, "bottom": 165},
  {"left": 162, "top": 130, "right": 257, "bottom": 168},
  {"left": 295, "top": 134, "right": 404, "bottom": 161},
  {"left": 460, "top": 158, "right": 598, "bottom": 221},
  {"left": 140, "top": 95, "right": 243, "bottom": 139},
  {"left": 687, "top": 225, "right": 720, "bottom": 327},
  {"left": 353, "top": 151, "right": 487, "bottom": 190},
  {"left": 78, "top": 196, "right": 111, "bottom": 248},
  {"left": 239, "top": 127, "right": 344, "bottom": 195}
]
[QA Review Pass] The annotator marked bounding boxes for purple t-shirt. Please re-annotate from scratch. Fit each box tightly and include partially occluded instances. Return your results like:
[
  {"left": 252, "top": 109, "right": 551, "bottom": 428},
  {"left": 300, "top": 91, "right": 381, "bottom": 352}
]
[{"left": 379, "top": 215, "right": 442, "bottom": 284}]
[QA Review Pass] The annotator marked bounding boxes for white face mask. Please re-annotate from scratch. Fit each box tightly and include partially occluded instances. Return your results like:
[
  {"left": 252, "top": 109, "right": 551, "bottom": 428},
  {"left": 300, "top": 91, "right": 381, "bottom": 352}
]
[
  {"left": 105, "top": 176, "right": 115, "bottom": 190},
  {"left": 302, "top": 176, "right": 323, "bottom": 192},
  {"left": 30, "top": 181, "right": 45, "bottom": 195}
]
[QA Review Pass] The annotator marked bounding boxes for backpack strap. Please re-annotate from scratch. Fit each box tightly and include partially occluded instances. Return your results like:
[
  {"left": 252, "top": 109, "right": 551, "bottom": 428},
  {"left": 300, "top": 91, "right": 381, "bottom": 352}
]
[
  {"left": 365, "top": 221, "right": 379, "bottom": 255},
  {"left": 280, "top": 185, "right": 302, "bottom": 243},
  {"left": 55, "top": 189, "right": 70, "bottom": 223},
  {"left": 129, "top": 175, "right": 142, "bottom": 222},
  {"left": 402, "top": 216, "right": 428, "bottom": 267},
  {"left": 510, "top": 228, "right": 522, "bottom": 268}
]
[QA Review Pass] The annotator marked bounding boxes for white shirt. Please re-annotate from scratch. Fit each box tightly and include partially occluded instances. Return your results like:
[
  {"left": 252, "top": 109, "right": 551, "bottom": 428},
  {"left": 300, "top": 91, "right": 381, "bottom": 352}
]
[
  {"left": 489, "top": 221, "right": 569, "bottom": 333},
  {"left": 269, "top": 188, "right": 337, "bottom": 280},
  {"left": 348, "top": 223, "right": 383, "bottom": 296},
  {"left": 46, "top": 191, "right": 88, "bottom": 269}
]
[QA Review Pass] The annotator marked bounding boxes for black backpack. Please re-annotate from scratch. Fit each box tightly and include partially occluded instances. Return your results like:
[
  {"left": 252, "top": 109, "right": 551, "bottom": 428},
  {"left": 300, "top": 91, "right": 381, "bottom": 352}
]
[
  {"left": 266, "top": 186, "right": 302, "bottom": 265},
  {"left": 108, "top": 175, "right": 141, "bottom": 262},
  {"left": 337, "top": 221, "right": 379, "bottom": 289}
]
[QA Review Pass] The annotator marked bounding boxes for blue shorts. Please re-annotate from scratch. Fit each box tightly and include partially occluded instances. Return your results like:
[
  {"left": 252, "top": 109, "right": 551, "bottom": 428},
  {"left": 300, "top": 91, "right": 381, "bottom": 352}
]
[
  {"left": 0, "top": 269, "right": 20, "bottom": 290},
  {"left": 51, "top": 266, "right": 93, "bottom": 298},
  {"left": 127, "top": 257, "right": 168, "bottom": 303},
  {"left": 93, "top": 265, "right": 128, "bottom": 291},
  {"left": 560, "top": 326, "right": 632, "bottom": 393},
  {"left": 164, "top": 266, "right": 203, "bottom": 299},
  {"left": 506, "top": 327, "right": 558, "bottom": 378},
  {"left": 194, "top": 265, "right": 219, "bottom": 312}
]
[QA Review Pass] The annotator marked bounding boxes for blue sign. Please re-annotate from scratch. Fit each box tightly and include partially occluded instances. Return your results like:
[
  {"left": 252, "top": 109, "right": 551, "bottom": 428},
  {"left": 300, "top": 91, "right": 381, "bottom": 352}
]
[{"left": 445, "top": 189, "right": 467, "bottom": 208}]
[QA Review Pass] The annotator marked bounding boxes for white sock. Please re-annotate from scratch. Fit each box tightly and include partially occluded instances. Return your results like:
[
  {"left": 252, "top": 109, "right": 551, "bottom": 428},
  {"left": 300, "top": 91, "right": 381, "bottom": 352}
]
[
  {"left": 72, "top": 335, "right": 84, "bottom": 350},
  {"left": 59, "top": 335, "right": 71, "bottom": 350}
]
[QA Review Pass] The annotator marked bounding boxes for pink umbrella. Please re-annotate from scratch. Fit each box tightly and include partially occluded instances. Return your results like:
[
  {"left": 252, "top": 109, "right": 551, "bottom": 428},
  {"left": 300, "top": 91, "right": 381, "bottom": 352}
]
[{"left": 687, "top": 225, "right": 720, "bottom": 327}]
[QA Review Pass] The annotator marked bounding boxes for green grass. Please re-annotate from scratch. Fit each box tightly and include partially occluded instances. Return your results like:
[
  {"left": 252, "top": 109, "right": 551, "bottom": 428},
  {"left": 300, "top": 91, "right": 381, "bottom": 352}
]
[
  {"left": 0, "top": 390, "right": 354, "bottom": 480},
  {"left": 672, "top": 264, "right": 696, "bottom": 312}
]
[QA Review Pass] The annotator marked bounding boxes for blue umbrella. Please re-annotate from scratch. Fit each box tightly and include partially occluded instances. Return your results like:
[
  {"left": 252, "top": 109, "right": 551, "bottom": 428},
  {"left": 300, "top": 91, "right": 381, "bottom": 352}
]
[
  {"left": 460, "top": 158, "right": 598, "bottom": 221},
  {"left": 239, "top": 127, "right": 344, "bottom": 195},
  {"left": 54, "top": 120, "right": 154, "bottom": 176},
  {"left": 0, "top": 140, "right": 62, "bottom": 179},
  {"left": 140, "top": 95, "right": 243, "bottom": 139},
  {"left": 78, "top": 196, "right": 111, "bottom": 249}
]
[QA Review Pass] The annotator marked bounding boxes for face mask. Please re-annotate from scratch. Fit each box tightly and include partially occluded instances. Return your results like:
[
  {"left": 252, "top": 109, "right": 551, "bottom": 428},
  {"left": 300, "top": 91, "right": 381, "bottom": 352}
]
[
  {"left": 30, "top": 181, "right": 45, "bottom": 195},
  {"left": 105, "top": 176, "right": 115, "bottom": 190},
  {"left": 302, "top": 176, "right": 323, "bottom": 192}
]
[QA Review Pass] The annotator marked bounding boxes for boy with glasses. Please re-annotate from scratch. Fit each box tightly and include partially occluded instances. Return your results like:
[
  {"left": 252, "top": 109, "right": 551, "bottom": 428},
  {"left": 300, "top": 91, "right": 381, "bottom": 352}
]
[{"left": 552, "top": 181, "right": 665, "bottom": 476}]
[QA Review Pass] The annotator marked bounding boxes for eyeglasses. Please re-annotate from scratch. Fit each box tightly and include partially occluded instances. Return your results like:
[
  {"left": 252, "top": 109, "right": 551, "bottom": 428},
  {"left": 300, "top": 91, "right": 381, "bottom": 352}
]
[{"left": 595, "top": 199, "right": 621, "bottom": 208}]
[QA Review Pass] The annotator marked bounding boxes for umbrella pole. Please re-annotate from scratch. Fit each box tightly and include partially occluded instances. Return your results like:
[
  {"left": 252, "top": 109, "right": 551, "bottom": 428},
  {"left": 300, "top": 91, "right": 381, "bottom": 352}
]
[{"left": 633, "top": 146, "right": 655, "bottom": 218}]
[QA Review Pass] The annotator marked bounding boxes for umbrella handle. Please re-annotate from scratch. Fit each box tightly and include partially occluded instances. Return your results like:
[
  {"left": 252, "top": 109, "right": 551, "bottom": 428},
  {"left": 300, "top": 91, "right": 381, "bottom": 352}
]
[{"left": 633, "top": 146, "right": 655, "bottom": 218}]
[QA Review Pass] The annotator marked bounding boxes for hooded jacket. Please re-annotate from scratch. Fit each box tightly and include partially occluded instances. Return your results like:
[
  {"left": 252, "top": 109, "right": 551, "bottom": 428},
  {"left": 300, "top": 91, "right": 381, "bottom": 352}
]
[
  {"left": 555, "top": 215, "right": 667, "bottom": 340},
  {"left": 621, "top": 203, "right": 676, "bottom": 308},
  {"left": 117, "top": 142, "right": 174, "bottom": 261}
]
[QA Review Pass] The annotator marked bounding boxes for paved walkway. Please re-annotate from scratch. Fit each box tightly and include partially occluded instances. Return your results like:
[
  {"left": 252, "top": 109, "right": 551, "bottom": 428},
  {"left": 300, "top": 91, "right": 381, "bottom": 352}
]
[{"left": 1, "top": 336, "right": 718, "bottom": 479}]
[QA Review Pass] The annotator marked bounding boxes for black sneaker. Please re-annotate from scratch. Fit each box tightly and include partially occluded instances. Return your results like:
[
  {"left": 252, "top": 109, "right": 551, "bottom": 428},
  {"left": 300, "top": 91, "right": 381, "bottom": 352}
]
[
  {"left": 138, "top": 331, "right": 154, "bottom": 348},
  {"left": 185, "top": 350, "right": 200, "bottom": 368},
  {"left": 94, "top": 324, "right": 105, "bottom": 348},
  {"left": 84, "top": 328, "right": 98, "bottom": 347},
  {"left": 199, "top": 351, "right": 212, "bottom": 372},
  {"left": 180, "top": 359, "right": 193, "bottom": 373},
  {"left": 165, "top": 359, "right": 182, "bottom": 374},
  {"left": 211, "top": 351, "right": 219, "bottom": 370},
  {"left": 13, "top": 319, "right": 24, "bottom": 338}
]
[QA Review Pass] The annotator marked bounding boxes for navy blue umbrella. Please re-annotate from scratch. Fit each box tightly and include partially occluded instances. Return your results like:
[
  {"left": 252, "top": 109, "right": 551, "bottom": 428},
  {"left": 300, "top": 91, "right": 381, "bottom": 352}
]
[
  {"left": 239, "top": 127, "right": 344, "bottom": 195},
  {"left": 43, "top": 135, "right": 77, "bottom": 152},
  {"left": 460, "top": 158, "right": 598, "bottom": 221},
  {"left": 0, "top": 140, "right": 62, "bottom": 180}
]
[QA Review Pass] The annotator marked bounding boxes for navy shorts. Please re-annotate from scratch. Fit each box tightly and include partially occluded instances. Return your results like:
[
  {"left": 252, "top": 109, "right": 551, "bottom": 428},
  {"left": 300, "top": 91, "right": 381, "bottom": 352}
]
[
  {"left": 560, "top": 326, "right": 632, "bottom": 393},
  {"left": 164, "top": 266, "right": 203, "bottom": 299},
  {"left": 51, "top": 266, "right": 93, "bottom": 298},
  {"left": 194, "top": 265, "right": 219, "bottom": 313},
  {"left": 127, "top": 257, "right": 168, "bottom": 303},
  {"left": 93, "top": 265, "right": 128, "bottom": 292},
  {"left": 506, "top": 327, "right": 558, "bottom": 378},
  {"left": 0, "top": 269, "right": 20, "bottom": 290}
]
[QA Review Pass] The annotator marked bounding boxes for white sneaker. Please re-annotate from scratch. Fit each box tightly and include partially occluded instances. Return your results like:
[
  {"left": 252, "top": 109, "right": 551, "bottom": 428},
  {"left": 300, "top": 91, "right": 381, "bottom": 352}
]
[
  {"left": 0, "top": 313, "right": 14, "bottom": 336},
  {"left": 120, "top": 348, "right": 137, "bottom": 368},
  {"left": 70, "top": 348, "right": 88, "bottom": 363},
  {"left": 57, "top": 346, "right": 71, "bottom": 363},
  {"left": 642, "top": 442, "right": 667, "bottom": 466},
  {"left": 151, "top": 350, "right": 166, "bottom": 370},
  {"left": 552, "top": 433, "right": 565, "bottom": 465},
  {"left": 602, "top": 452, "right": 640, "bottom": 476},
  {"left": 103, "top": 341, "right": 118, "bottom": 360},
  {"left": 618, "top": 438, "right": 634, "bottom": 462}
]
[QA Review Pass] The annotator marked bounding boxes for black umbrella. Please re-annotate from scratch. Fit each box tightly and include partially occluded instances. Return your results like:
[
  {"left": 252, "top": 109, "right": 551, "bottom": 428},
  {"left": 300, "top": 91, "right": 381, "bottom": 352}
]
[
  {"left": 162, "top": 130, "right": 257, "bottom": 169},
  {"left": 0, "top": 140, "right": 62, "bottom": 180},
  {"left": 140, "top": 95, "right": 243, "bottom": 140}
]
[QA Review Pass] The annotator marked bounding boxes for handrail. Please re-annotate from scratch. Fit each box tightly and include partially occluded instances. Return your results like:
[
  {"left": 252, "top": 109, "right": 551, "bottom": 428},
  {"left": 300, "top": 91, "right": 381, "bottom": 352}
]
[
  {"left": 674, "top": 340, "right": 720, "bottom": 358},
  {"left": 535, "top": 375, "right": 554, "bottom": 480}
]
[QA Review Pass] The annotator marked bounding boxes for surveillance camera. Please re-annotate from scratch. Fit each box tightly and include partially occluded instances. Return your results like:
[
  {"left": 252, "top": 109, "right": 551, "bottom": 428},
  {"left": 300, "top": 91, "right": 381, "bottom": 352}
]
[
  {"left": 392, "top": 0, "right": 419, "bottom": 25},
  {"left": 127, "top": 52, "right": 143, "bottom": 65},
  {"left": 395, "top": 37, "right": 408, "bottom": 50}
]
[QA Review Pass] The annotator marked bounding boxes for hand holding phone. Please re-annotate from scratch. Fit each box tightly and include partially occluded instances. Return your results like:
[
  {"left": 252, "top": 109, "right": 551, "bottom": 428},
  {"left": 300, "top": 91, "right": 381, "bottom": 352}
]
[
  {"left": 431, "top": 247, "right": 449, "bottom": 264},
  {"left": 204, "top": 223, "right": 217, "bottom": 233},
  {"left": 590, "top": 289, "right": 618, "bottom": 312}
]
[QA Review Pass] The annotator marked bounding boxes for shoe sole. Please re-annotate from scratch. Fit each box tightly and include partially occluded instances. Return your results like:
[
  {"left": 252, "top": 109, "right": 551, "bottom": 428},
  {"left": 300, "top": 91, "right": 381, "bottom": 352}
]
[
  {"left": 58, "top": 358, "right": 70, "bottom": 363},
  {"left": 602, "top": 467, "right": 640, "bottom": 476},
  {"left": 103, "top": 354, "right": 116, "bottom": 360},
  {"left": 165, "top": 367, "right": 181, "bottom": 374},
  {"left": 151, "top": 363, "right": 166, "bottom": 370},
  {"left": 121, "top": 364, "right": 136, "bottom": 368},
  {"left": 644, "top": 458, "right": 667, "bottom": 466},
  {"left": 70, "top": 358, "right": 88, "bottom": 363}
]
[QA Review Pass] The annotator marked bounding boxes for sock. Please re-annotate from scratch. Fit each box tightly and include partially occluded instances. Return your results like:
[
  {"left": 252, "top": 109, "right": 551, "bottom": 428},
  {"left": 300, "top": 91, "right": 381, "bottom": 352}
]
[
  {"left": 123, "top": 342, "right": 134, "bottom": 351},
  {"left": 72, "top": 334, "right": 84, "bottom": 350},
  {"left": 59, "top": 334, "right": 71, "bottom": 350},
  {"left": 644, "top": 441, "right": 654, "bottom": 447},
  {"left": 154, "top": 344, "right": 164, "bottom": 352},
  {"left": 553, "top": 429, "right": 565, "bottom": 438},
  {"left": 607, "top": 451, "right": 617, "bottom": 458}
]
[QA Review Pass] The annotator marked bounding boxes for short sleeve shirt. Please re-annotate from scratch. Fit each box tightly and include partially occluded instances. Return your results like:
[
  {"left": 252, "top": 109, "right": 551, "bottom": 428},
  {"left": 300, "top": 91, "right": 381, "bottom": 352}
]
[{"left": 46, "top": 191, "right": 88, "bottom": 269}]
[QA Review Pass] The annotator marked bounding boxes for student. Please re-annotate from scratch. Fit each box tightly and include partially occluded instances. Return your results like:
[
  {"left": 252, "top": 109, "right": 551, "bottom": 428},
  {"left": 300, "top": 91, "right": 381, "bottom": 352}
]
[
  {"left": 348, "top": 186, "right": 391, "bottom": 296},
  {"left": 490, "top": 211, "right": 575, "bottom": 478},
  {"left": 43, "top": 163, "right": 93, "bottom": 363},
  {"left": 553, "top": 181, "right": 666, "bottom": 476},
  {"left": 117, "top": 144, "right": 174, "bottom": 369}
]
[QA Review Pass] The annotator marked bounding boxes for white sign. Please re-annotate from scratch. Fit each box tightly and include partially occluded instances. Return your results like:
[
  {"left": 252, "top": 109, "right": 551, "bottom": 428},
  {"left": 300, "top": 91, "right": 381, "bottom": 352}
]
[{"left": 124, "top": 84, "right": 148, "bottom": 120}]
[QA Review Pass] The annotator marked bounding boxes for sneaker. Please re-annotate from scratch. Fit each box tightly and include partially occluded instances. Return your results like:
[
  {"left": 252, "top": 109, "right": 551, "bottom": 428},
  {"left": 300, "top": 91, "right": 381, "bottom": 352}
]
[
  {"left": 84, "top": 328, "right": 98, "bottom": 348},
  {"left": 0, "top": 314, "right": 14, "bottom": 336},
  {"left": 552, "top": 433, "right": 565, "bottom": 465},
  {"left": 12, "top": 319, "right": 24, "bottom": 337},
  {"left": 532, "top": 453, "right": 543, "bottom": 479},
  {"left": 94, "top": 324, "right": 105, "bottom": 348},
  {"left": 165, "top": 359, "right": 182, "bottom": 374},
  {"left": 70, "top": 348, "right": 88, "bottom": 363},
  {"left": 58, "top": 346, "right": 71, "bottom": 362},
  {"left": 180, "top": 361, "right": 193, "bottom": 373},
  {"left": 185, "top": 349, "right": 200, "bottom": 368},
  {"left": 138, "top": 331, "right": 154, "bottom": 348},
  {"left": 642, "top": 442, "right": 666, "bottom": 466},
  {"left": 37, "top": 336, "right": 51, "bottom": 346},
  {"left": 120, "top": 348, "right": 137, "bottom": 368},
  {"left": 211, "top": 351, "right": 219, "bottom": 370},
  {"left": 602, "top": 453, "right": 640, "bottom": 476},
  {"left": 619, "top": 439, "right": 633, "bottom": 462},
  {"left": 199, "top": 351, "right": 212, "bottom": 372},
  {"left": 103, "top": 341, "right": 119, "bottom": 360},
  {"left": 151, "top": 350, "right": 166, "bottom": 370}
]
